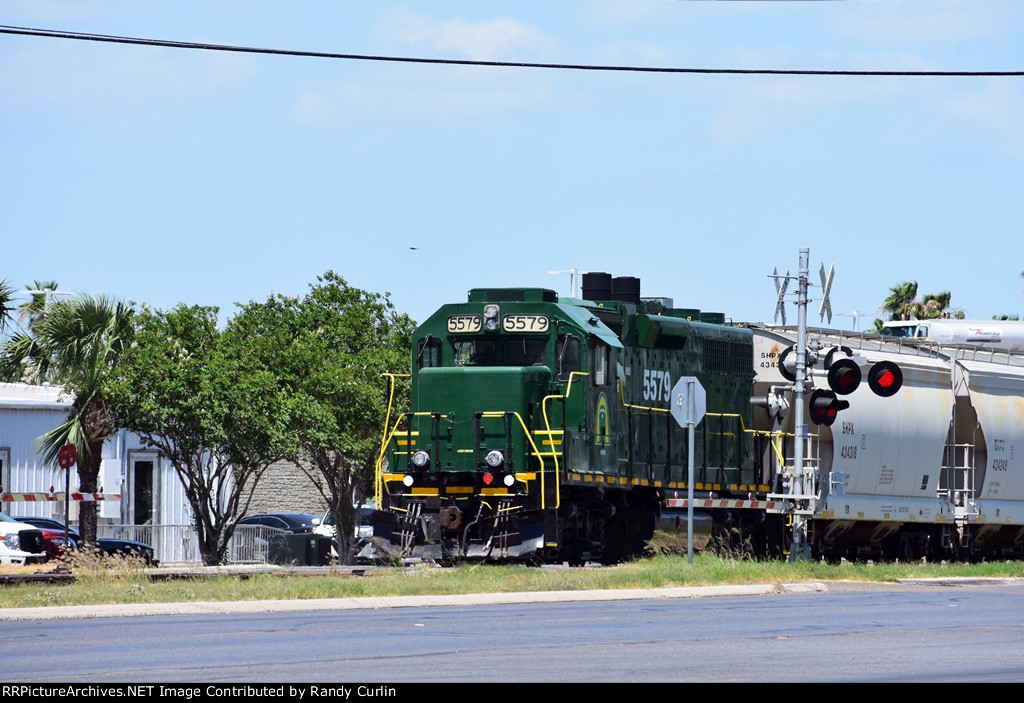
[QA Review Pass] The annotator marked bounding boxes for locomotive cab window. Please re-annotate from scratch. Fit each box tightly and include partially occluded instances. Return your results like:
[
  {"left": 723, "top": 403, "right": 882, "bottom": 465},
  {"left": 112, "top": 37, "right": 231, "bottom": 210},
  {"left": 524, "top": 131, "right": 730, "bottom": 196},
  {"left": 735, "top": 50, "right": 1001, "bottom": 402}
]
[
  {"left": 556, "top": 335, "right": 582, "bottom": 381},
  {"left": 417, "top": 337, "right": 443, "bottom": 369},
  {"left": 503, "top": 337, "right": 547, "bottom": 366},
  {"left": 453, "top": 338, "right": 496, "bottom": 366},
  {"left": 593, "top": 342, "right": 610, "bottom": 387}
]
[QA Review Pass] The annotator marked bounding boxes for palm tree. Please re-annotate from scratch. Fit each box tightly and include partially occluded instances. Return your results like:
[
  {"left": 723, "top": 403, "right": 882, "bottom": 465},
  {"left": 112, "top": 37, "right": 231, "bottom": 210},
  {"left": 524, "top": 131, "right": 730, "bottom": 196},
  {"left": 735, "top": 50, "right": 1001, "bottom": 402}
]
[
  {"left": 920, "top": 291, "right": 952, "bottom": 319},
  {"left": 33, "top": 295, "right": 134, "bottom": 545},
  {"left": 0, "top": 280, "right": 65, "bottom": 383},
  {"left": 18, "top": 280, "right": 61, "bottom": 333},
  {"left": 0, "top": 279, "right": 16, "bottom": 337},
  {"left": 882, "top": 281, "right": 921, "bottom": 321}
]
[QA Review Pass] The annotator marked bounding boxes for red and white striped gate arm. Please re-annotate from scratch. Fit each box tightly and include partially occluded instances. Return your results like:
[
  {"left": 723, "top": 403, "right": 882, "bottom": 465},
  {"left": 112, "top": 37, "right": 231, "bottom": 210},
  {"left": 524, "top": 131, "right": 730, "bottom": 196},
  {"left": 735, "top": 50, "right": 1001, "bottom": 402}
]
[
  {"left": 663, "top": 498, "right": 779, "bottom": 510},
  {"left": 0, "top": 491, "right": 121, "bottom": 503}
]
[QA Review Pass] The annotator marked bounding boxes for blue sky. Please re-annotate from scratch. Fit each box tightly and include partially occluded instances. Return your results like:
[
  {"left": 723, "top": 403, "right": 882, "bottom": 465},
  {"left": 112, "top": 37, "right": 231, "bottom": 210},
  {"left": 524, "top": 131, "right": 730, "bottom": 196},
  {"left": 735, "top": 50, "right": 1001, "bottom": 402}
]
[{"left": 3, "top": 1, "right": 1023, "bottom": 332}]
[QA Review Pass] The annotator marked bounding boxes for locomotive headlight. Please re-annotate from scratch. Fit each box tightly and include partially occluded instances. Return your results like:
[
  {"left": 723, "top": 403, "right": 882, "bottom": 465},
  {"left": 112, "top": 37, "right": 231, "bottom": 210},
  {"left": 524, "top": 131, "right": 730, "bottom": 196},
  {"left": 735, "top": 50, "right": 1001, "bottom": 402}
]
[
  {"left": 483, "top": 304, "right": 500, "bottom": 332},
  {"left": 485, "top": 450, "right": 504, "bottom": 468},
  {"left": 411, "top": 450, "right": 430, "bottom": 468},
  {"left": 503, "top": 473, "right": 516, "bottom": 488},
  {"left": 402, "top": 474, "right": 415, "bottom": 487}
]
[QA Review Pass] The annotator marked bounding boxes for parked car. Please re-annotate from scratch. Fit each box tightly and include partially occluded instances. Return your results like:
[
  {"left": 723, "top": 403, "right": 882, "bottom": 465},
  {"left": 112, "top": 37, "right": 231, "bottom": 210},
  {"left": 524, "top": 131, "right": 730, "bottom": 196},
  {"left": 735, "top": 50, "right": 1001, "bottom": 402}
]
[
  {"left": 15, "top": 516, "right": 158, "bottom": 566},
  {"left": 236, "top": 513, "right": 331, "bottom": 566},
  {"left": 0, "top": 512, "right": 48, "bottom": 565},
  {"left": 237, "top": 513, "right": 322, "bottom": 533},
  {"left": 314, "top": 503, "right": 375, "bottom": 559}
]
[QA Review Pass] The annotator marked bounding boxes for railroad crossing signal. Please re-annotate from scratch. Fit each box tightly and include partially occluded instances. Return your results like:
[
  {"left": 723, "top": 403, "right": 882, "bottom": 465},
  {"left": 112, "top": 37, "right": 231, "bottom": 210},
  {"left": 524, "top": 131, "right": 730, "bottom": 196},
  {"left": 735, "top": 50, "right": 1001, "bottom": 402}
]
[
  {"left": 811, "top": 348, "right": 904, "bottom": 425},
  {"left": 772, "top": 268, "right": 789, "bottom": 326},
  {"left": 818, "top": 263, "right": 834, "bottom": 325},
  {"left": 808, "top": 389, "right": 849, "bottom": 426}
]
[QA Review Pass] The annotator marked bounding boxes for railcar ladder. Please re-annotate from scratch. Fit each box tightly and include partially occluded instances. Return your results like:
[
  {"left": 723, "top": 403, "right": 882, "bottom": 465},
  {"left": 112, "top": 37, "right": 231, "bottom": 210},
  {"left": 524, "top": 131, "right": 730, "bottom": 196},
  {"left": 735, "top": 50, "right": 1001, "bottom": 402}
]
[
  {"left": 767, "top": 432, "right": 821, "bottom": 516},
  {"left": 942, "top": 441, "right": 978, "bottom": 523}
]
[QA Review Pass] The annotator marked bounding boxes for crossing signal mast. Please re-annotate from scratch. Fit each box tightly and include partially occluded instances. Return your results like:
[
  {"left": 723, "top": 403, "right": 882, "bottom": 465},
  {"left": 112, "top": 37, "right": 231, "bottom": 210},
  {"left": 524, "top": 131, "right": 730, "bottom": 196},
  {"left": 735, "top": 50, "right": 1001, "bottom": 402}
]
[{"left": 767, "top": 247, "right": 904, "bottom": 561}]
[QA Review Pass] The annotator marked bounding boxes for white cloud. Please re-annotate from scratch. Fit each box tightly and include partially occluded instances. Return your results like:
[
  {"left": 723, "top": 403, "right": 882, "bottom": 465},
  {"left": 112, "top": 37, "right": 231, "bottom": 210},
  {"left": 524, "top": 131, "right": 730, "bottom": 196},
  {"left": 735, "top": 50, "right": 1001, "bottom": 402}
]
[
  {"left": 941, "top": 79, "right": 1024, "bottom": 157},
  {"left": 0, "top": 39, "right": 256, "bottom": 109},
  {"left": 578, "top": 0, "right": 667, "bottom": 26},
  {"left": 709, "top": 75, "right": 909, "bottom": 144},
  {"left": 829, "top": 0, "right": 1021, "bottom": 43},
  {"left": 290, "top": 9, "right": 566, "bottom": 125},
  {"left": 290, "top": 69, "right": 554, "bottom": 125},
  {"left": 374, "top": 8, "right": 558, "bottom": 62}
]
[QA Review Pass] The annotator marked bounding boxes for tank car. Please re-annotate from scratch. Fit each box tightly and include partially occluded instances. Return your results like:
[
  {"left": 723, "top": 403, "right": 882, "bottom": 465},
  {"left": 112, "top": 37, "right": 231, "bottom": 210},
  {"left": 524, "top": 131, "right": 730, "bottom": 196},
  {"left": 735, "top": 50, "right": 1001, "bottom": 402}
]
[{"left": 369, "top": 273, "right": 785, "bottom": 564}]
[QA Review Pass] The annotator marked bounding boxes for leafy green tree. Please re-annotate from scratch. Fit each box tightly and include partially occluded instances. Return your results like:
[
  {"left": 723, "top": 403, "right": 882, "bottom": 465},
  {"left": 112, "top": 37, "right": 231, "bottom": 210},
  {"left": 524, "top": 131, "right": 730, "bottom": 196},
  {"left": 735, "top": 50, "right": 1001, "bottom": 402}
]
[
  {"left": 110, "top": 304, "right": 288, "bottom": 565},
  {"left": 229, "top": 272, "right": 414, "bottom": 564},
  {"left": 31, "top": 295, "right": 135, "bottom": 545}
]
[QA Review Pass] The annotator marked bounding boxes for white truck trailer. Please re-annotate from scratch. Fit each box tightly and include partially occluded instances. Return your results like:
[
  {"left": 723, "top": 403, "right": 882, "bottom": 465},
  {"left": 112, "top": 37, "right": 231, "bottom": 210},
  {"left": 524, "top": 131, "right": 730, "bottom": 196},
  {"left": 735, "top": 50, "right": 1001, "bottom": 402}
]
[{"left": 881, "top": 319, "right": 1024, "bottom": 352}]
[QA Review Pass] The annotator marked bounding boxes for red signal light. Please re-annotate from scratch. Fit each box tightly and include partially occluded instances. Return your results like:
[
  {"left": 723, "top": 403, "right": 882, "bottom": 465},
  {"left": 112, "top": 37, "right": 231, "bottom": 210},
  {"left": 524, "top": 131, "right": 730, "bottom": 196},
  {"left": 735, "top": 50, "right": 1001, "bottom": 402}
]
[
  {"left": 809, "top": 389, "right": 848, "bottom": 426},
  {"left": 827, "top": 358, "right": 862, "bottom": 395},
  {"left": 482, "top": 472, "right": 494, "bottom": 486},
  {"left": 867, "top": 361, "right": 903, "bottom": 397}
]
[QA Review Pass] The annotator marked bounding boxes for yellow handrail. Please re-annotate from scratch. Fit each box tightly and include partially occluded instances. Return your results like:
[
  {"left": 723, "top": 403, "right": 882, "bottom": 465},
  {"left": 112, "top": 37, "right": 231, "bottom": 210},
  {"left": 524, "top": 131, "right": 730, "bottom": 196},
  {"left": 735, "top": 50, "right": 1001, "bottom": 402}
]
[
  {"left": 614, "top": 379, "right": 793, "bottom": 484},
  {"left": 617, "top": 377, "right": 672, "bottom": 416},
  {"left": 535, "top": 370, "right": 588, "bottom": 509},
  {"left": 374, "top": 373, "right": 410, "bottom": 504}
]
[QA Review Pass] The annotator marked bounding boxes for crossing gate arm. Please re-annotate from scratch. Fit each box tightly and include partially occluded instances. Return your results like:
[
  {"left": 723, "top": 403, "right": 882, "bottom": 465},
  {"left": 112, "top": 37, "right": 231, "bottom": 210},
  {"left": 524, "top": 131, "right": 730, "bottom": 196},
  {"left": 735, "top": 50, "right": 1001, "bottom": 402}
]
[{"left": 0, "top": 492, "right": 122, "bottom": 503}]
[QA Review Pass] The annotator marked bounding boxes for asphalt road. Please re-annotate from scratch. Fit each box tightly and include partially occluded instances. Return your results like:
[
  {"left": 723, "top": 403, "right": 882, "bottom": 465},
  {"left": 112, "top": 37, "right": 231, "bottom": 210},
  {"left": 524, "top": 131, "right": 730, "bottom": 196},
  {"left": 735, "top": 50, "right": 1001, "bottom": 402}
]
[{"left": 4, "top": 577, "right": 1024, "bottom": 683}]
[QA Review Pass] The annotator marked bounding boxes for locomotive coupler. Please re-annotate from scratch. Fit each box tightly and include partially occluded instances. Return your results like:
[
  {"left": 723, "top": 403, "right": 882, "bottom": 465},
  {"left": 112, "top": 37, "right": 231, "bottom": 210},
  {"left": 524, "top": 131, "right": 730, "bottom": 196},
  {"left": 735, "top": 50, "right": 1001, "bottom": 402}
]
[{"left": 439, "top": 506, "right": 463, "bottom": 532}]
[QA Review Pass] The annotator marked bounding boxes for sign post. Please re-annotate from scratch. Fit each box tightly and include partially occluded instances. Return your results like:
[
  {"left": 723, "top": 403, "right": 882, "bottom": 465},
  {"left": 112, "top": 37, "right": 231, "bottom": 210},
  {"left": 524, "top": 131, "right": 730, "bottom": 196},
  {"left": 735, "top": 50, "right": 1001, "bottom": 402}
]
[
  {"left": 57, "top": 443, "right": 77, "bottom": 548},
  {"left": 671, "top": 376, "right": 706, "bottom": 565}
]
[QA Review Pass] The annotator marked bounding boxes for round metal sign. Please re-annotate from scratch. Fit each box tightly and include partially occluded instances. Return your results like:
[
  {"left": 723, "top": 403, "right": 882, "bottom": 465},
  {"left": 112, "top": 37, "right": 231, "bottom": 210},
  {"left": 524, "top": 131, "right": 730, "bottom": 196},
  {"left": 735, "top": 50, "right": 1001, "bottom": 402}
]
[{"left": 57, "top": 443, "right": 77, "bottom": 469}]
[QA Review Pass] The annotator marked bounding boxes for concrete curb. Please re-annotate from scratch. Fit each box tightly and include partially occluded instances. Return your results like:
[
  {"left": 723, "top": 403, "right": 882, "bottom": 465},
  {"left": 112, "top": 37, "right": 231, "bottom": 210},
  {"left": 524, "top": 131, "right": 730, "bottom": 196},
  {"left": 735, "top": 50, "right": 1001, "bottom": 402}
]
[{"left": 0, "top": 582, "right": 828, "bottom": 621}]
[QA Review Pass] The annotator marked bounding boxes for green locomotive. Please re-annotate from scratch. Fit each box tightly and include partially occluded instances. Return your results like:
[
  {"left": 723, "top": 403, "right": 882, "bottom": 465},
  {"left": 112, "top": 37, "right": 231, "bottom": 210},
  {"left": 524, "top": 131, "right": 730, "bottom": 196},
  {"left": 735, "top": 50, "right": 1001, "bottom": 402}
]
[{"left": 371, "top": 273, "right": 784, "bottom": 564}]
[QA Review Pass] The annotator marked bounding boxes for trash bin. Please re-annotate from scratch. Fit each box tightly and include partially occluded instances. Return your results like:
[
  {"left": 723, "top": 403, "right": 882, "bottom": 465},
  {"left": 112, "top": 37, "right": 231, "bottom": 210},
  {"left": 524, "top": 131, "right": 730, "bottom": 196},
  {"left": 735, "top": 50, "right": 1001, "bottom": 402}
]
[
  {"left": 269, "top": 533, "right": 310, "bottom": 565},
  {"left": 308, "top": 534, "right": 333, "bottom": 566},
  {"left": 269, "top": 533, "right": 333, "bottom": 566}
]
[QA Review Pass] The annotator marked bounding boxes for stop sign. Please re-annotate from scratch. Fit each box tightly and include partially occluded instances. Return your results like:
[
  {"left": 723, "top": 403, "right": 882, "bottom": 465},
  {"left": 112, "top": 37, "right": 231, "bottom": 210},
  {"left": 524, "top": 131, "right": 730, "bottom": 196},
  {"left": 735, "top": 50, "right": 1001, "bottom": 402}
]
[{"left": 58, "top": 443, "right": 77, "bottom": 469}]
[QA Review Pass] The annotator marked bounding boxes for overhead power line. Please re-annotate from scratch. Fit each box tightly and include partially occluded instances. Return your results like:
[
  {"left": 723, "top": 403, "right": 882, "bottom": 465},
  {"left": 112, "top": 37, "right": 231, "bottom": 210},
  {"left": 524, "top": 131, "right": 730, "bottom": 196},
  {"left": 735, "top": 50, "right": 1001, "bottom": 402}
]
[{"left": 1, "top": 24, "right": 1022, "bottom": 77}]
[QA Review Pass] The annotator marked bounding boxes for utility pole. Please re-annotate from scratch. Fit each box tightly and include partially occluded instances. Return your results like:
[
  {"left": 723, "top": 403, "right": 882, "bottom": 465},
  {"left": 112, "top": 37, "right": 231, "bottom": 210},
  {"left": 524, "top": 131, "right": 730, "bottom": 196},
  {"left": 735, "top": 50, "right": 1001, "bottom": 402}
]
[
  {"left": 548, "top": 269, "right": 587, "bottom": 298},
  {"left": 23, "top": 287, "right": 74, "bottom": 312}
]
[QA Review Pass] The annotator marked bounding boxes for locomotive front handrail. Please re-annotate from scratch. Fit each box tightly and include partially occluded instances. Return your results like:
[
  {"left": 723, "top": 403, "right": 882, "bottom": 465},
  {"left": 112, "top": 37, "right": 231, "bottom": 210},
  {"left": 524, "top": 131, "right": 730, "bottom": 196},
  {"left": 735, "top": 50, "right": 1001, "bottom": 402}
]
[
  {"left": 375, "top": 372, "right": 411, "bottom": 504},
  {"left": 539, "top": 370, "right": 590, "bottom": 510}
]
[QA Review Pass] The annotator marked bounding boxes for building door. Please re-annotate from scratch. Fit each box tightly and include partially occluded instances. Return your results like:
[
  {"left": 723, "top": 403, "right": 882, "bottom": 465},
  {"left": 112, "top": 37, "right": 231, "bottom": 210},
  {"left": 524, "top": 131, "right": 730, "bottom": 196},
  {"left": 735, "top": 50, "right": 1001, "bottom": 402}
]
[
  {"left": 0, "top": 448, "right": 9, "bottom": 515},
  {"left": 128, "top": 454, "right": 157, "bottom": 525}
]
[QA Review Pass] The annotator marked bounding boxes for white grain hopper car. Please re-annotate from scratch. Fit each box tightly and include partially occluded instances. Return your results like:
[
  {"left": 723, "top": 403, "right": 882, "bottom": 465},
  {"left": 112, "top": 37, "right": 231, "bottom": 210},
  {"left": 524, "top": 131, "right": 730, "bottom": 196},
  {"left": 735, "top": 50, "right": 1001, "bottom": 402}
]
[{"left": 749, "top": 324, "right": 1024, "bottom": 561}]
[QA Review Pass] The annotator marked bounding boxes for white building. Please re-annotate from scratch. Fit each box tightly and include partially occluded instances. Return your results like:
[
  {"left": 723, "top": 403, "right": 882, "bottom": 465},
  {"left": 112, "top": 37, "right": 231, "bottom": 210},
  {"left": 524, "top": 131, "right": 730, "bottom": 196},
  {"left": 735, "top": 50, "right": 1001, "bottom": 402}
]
[{"left": 0, "top": 381, "right": 193, "bottom": 560}]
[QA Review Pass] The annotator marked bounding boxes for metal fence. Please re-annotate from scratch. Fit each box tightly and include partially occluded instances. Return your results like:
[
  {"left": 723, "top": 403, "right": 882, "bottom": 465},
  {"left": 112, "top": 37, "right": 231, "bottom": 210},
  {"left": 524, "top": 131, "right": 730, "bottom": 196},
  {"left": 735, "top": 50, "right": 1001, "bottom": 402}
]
[{"left": 96, "top": 523, "right": 289, "bottom": 566}]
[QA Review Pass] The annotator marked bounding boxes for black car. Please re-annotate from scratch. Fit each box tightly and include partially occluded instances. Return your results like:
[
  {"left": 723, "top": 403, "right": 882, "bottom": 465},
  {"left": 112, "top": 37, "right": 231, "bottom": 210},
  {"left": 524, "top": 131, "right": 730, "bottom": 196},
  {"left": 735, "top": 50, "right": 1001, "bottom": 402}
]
[
  {"left": 237, "top": 513, "right": 322, "bottom": 533},
  {"left": 16, "top": 516, "right": 158, "bottom": 566}
]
